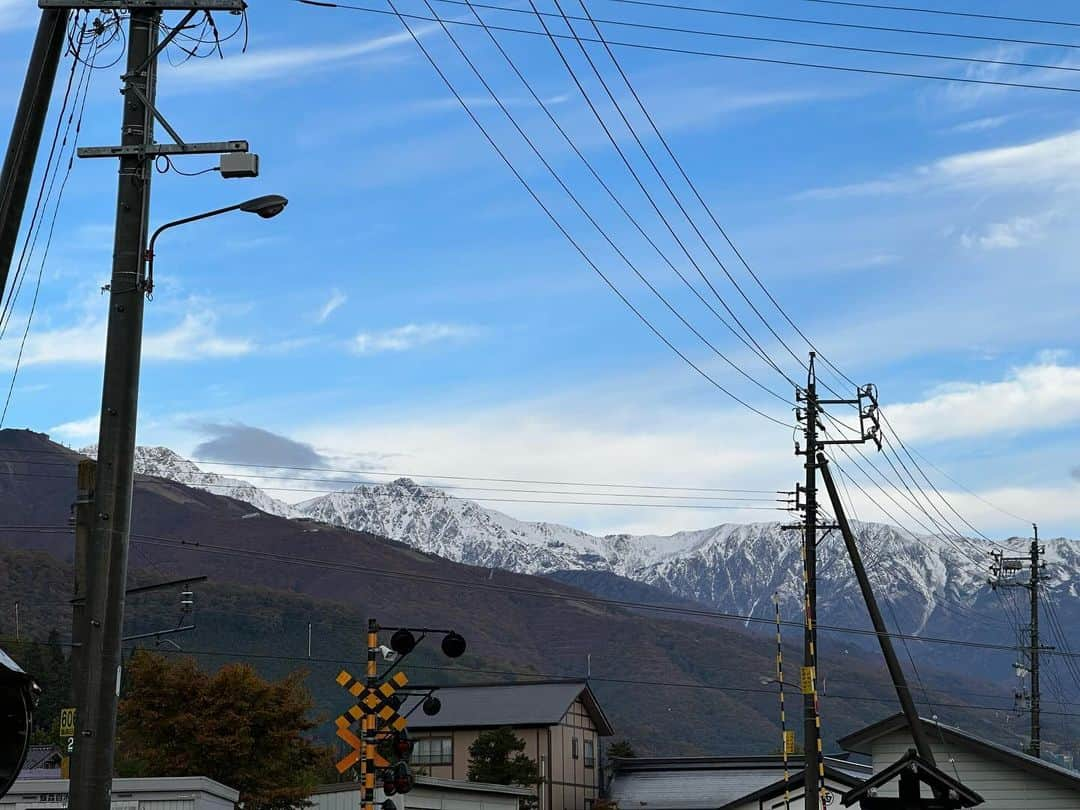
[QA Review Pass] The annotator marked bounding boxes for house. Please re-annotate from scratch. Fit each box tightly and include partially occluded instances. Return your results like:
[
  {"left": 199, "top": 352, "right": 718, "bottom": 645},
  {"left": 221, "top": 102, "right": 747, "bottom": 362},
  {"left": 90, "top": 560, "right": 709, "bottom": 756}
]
[
  {"left": 311, "top": 775, "right": 533, "bottom": 810},
  {"left": 839, "top": 713, "right": 1080, "bottom": 809},
  {"left": 607, "top": 754, "right": 870, "bottom": 810},
  {"left": 1, "top": 776, "right": 238, "bottom": 810},
  {"left": 14, "top": 747, "right": 62, "bottom": 780},
  {"left": 402, "top": 681, "right": 614, "bottom": 810}
]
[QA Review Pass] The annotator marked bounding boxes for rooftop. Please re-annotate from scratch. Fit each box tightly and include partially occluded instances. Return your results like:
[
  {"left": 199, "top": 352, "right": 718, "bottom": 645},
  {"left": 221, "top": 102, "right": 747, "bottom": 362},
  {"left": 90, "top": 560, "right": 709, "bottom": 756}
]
[{"left": 402, "top": 680, "right": 614, "bottom": 735}]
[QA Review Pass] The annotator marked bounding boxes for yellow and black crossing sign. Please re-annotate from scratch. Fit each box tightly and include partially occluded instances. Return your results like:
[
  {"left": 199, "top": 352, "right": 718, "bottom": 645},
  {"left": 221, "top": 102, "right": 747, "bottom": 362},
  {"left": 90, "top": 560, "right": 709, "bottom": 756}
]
[{"left": 334, "top": 669, "right": 410, "bottom": 774}]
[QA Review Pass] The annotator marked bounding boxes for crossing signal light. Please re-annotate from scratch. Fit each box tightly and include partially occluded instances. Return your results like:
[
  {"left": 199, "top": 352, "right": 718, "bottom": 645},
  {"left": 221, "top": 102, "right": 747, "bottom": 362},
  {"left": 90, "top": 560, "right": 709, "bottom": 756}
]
[
  {"left": 392, "top": 730, "right": 413, "bottom": 759},
  {"left": 441, "top": 631, "right": 466, "bottom": 659},
  {"left": 381, "top": 770, "right": 398, "bottom": 796},
  {"left": 422, "top": 695, "right": 442, "bottom": 716},
  {"left": 390, "top": 629, "right": 417, "bottom": 656},
  {"left": 392, "top": 762, "right": 415, "bottom": 794},
  {"left": 381, "top": 801, "right": 396, "bottom": 810},
  {"left": 0, "top": 647, "right": 39, "bottom": 799}
]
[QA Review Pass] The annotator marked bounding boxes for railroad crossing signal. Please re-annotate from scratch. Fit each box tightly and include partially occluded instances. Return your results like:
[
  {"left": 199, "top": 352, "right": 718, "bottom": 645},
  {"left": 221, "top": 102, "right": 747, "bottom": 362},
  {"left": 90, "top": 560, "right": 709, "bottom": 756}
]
[
  {"left": 334, "top": 671, "right": 409, "bottom": 774},
  {"left": 334, "top": 619, "right": 462, "bottom": 810}
]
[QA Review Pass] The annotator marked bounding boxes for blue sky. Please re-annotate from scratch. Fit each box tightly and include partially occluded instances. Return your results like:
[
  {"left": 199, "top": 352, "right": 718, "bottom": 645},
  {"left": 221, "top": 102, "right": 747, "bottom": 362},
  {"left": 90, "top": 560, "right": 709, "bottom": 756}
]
[{"left": 1, "top": 0, "right": 1078, "bottom": 538}]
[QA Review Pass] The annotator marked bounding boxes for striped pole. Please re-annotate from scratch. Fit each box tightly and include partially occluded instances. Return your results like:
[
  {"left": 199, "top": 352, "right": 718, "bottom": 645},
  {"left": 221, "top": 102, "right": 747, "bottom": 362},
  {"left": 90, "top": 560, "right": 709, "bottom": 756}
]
[
  {"left": 774, "top": 594, "right": 791, "bottom": 810},
  {"left": 800, "top": 544, "right": 825, "bottom": 809},
  {"left": 365, "top": 619, "right": 378, "bottom": 810}
]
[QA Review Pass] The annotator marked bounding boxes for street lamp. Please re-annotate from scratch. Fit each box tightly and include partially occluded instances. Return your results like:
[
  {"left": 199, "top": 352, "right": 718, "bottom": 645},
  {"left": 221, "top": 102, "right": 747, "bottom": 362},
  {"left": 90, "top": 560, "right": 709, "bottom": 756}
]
[{"left": 144, "top": 194, "right": 288, "bottom": 293}]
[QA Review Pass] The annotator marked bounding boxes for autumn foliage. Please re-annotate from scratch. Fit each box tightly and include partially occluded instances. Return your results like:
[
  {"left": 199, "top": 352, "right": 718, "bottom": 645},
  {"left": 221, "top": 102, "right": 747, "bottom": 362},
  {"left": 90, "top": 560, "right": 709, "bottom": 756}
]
[{"left": 116, "top": 652, "right": 330, "bottom": 810}]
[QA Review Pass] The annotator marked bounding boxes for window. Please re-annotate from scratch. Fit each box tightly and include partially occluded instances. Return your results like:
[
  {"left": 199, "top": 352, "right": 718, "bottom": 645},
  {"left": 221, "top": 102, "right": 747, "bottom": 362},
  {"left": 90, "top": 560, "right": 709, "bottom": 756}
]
[
  {"left": 583, "top": 739, "right": 595, "bottom": 768},
  {"left": 572, "top": 737, "right": 579, "bottom": 759},
  {"left": 413, "top": 736, "right": 452, "bottom": 765}
]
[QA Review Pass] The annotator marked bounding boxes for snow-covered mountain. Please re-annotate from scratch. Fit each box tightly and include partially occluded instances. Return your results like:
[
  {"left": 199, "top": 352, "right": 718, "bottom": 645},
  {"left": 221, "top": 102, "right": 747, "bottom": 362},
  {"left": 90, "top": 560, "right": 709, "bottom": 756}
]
[
  {"left": 294, "top": 478, "right": 1078, "bottom": 637},
  {"left": 79, "top": 445, "right": 295, "bottom": 518},
  {"left": 104, "top": 445, "right": 1079, "bottom": 680}
]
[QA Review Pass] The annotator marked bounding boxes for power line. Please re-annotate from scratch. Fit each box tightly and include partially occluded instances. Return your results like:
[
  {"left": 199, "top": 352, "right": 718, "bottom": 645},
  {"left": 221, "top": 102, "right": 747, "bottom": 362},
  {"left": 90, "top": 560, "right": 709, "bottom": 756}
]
[
  {"left": 2, "top": 27, "right": 97, "bottom": 426},
  {"left": 601, "top": 0, "right": 1080, "bottom": 52},
  {"left": 0, "top": 466, "right": 789, "bottom": 502},
  {"left": 294, "top": 1, "right": 1080, "bottom": 94},
  {"left": 420, "top": 0, "right": 1080, "bottom": 74},
  {"left": 788, "top": 0, "right": 1080, "bottom": 29},
  {"left": 0, "top": 446, "right": 785, "bottom": 494},
  {"left": 366, "top": 0, "right": 796, "bottom": 427},
  {"left": 11, "top": 635, "right": 1080, "bottom": 719},
  {"left": 118, "top": 528, "right": 1080, "bottom": 659}
]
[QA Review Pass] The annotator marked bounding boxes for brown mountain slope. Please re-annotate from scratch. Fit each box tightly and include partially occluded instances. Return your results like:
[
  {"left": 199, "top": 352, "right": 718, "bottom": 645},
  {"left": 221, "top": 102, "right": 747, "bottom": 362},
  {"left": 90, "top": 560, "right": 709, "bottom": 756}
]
[{"left": 0, "top": 429, "right": 1018, "bottom": 754}]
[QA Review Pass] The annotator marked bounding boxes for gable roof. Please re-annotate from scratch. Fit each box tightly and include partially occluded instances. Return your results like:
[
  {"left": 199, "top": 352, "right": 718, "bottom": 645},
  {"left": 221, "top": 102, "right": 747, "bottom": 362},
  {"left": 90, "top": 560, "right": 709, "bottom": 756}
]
[
  {"left": 841, "top": 748, "right": 982, "bottom": 808},
  {"left": 402, "top": 680, "right": 614, "bottom": 735},
  {"left": 839, "top": 713, "right": 1080, "bottom": 792},
  {"left": 716, "top": 764, "right": 866, "bottom": 810},
  {"left": 610, "top": 758, "right": 867, "bottom": 810}
]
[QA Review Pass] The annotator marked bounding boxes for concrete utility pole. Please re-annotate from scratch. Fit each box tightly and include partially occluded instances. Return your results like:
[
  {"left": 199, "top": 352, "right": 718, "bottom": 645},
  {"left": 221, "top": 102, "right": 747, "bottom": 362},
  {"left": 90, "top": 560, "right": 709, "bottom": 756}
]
[
  {"left": 990, "top": 523, "right": 1048, "bottom": 759},
  {"left": 1030, "top": 527, "right": 1041, "bottom": 758},
  {"left": 47, "top": 2, "right": 255, "bottom": 807},
  {"left": 800, "top": 354, "right": 822, "bottom": 810},
  {"left": 0, "top": 8, "right": 70, "bottom": 291},
  {"left": 789, "top": 355, "right": 882, "bottom": 809},
  {"left": 68, "top": 11, "right": 159, "bottom": 810}
]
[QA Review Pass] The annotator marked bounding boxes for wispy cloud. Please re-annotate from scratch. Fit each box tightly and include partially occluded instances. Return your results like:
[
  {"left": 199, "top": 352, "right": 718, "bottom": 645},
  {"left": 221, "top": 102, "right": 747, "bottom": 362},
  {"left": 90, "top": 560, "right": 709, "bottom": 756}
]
[
  {"left": 941, "top": 115, "right": 1013, "bottom": 135},
  {"left": 798, "top": 129, "right": 1080, "bottom": 200},
  {"left": 352, "top": 323, "right": 480, "bottom": 355},
  {"left": 0, "top": 309, "right": 252, "bottom": 369},
  {"left": 49, "top": 414, "right": 100, "bottom": 441},
  {"left": 958, "top": 212, "right": 1054, "bottom": 250},
  {"left": 168, "top": 25, "right": 436, "bottom": 85},
  {"left": 316, "top": 290, "right": 347, "bottom": 324},
  {"left": 887, "top": 357, "right": 1080, "bottom": 443}
]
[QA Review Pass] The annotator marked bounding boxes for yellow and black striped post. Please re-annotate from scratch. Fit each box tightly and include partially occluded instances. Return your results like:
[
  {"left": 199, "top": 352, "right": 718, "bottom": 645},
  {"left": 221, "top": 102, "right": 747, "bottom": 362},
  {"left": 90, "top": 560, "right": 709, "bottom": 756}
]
[
  {"left": 800, "top": 544, "right": 825, "bottom": 810},
  {"left": 774, "top": 595, "right": 791, "bottom": 810},
  {"left": 364, "top": 619, "right": 379, "bottom": 810}
]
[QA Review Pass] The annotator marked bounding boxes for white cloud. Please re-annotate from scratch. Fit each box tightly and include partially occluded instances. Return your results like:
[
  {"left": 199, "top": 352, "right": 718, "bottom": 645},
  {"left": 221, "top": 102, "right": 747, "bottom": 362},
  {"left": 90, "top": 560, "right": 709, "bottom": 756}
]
[
  {"left": 0, "top": 0, "right": 33, "bottom": 30},
  {"left": 352, "top": 323, "right": 480, "bottom": 355},
  {"left": 799, "top": 129, "right": 1080, "bottom": 199},
  {"left": 49, "top": 414, "right": 100, "bottom": 441},
  {"left": 941, "top": 115, "right": 1013, "bottom": 135},
  {"left": 886, "top": 359, "right": 1080, "bottom": 443},
  {"left": 0, "top": 309, "right": 252, "bottom": 369},
  {"left": 959, "top": 213, "right": 1052, "bottom": 250},
  {"left": 167, "top": 25, "right": 435, "bottom": 85},
  {"left": 316, "top": 290, "right": 347, "bottom": 324}
]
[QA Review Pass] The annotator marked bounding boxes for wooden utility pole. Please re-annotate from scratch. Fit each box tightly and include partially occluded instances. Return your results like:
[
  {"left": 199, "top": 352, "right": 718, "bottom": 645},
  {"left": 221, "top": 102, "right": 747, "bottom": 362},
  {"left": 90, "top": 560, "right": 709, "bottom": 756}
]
[
  {"left": 68, "top": 11, "right": 158, "bottom": 810},
  {"left": 0, "top": 8, "right": 70, "bottom": 289}
]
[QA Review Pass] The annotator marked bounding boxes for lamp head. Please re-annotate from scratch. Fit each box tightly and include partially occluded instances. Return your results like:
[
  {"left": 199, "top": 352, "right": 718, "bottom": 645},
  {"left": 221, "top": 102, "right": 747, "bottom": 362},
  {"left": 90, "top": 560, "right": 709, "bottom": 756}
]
[{"left": 239, "top": 194, "right": 288, "bottom": 219}]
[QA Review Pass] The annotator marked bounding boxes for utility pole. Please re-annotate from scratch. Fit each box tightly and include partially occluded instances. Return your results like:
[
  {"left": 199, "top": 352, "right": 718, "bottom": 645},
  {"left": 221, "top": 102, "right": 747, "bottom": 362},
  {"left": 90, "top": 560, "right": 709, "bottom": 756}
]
[
  {"left": 1030, "top": 527, "right": 1041, "bottom": 759},
  {"left": 68, "top": 12, "right": 159, "bottom": 810},
  {"left": 0, "top": 8, "right": 70, "bottom": 289},
  {"left": 71, "top": 458, "right": 95, "bottom": 714},
  {"left": 48, "top": 2, "right": 253, "bottom": 807},
  {"left": 788, "top": 354, "right": 881, "bottom": 809},
  {"left": 799, "top": 353, "right": 822, "bottom": 810},
  {"left": 990, "top": 523, "right": 1049, "bottom": 759}
]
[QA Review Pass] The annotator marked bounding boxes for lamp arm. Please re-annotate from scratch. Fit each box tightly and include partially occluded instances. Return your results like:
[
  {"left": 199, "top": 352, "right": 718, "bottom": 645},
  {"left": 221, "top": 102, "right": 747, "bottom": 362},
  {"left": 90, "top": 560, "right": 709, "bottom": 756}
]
[{"left": 144, "top": 201, "right": 245, "bottom": 294}]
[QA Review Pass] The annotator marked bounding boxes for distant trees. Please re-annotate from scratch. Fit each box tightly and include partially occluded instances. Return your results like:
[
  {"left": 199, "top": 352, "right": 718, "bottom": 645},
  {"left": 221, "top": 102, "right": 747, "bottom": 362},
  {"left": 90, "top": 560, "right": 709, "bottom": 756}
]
[
  {"left": 467, "top": 727, "right": 542, "bottom": 806},
  {"left": 116, "top": 651, "right": 330, "bottom": 810},
  {"left": 606, "top": 739, "right": 636, "bottom": 760}
]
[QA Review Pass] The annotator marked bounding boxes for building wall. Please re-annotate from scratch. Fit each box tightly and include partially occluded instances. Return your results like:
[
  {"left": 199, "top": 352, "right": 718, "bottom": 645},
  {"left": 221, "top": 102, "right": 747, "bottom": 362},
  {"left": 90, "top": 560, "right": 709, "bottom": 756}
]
[
  {"left": 870, "top": 731, "right": 1080, "bottom": 809},
  {"left": 410, "top": 698, "right": 600, "bottom": 810},
  {"left": 311, "top": 784, "right": 523, "bottom": 810},
  {"left": 2, "top": 778, "right": 237, "bottom": 810}
]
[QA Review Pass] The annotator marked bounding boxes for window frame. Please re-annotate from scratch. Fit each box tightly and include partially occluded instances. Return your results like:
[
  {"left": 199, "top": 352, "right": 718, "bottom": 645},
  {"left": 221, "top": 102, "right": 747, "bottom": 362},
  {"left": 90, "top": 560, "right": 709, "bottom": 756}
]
[
  {"left": 413, "top": 735, "right": 453, "bottom": 766},
  {"left": 583, "top": 739, "right": 595, "bottom": 769}
]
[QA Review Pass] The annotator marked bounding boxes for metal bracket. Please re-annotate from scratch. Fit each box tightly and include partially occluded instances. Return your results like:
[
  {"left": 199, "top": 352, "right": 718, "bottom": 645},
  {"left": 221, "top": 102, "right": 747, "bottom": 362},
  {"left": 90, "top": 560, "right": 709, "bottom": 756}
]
[
  {"left": 78, "top": 140, "right": 249, "bottom": 158},
  {"left": 40, "top": 1, "right": 245, "bottom": 10}
]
